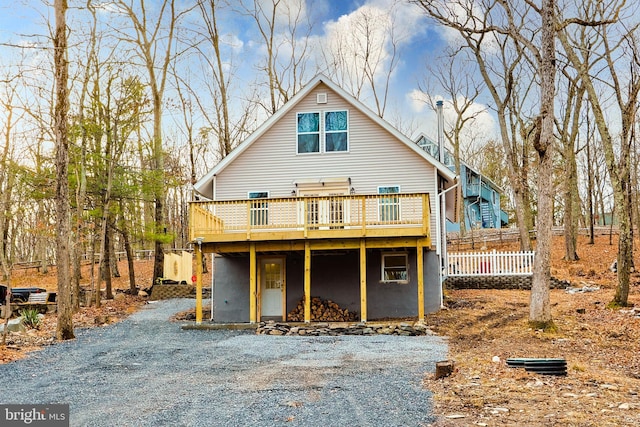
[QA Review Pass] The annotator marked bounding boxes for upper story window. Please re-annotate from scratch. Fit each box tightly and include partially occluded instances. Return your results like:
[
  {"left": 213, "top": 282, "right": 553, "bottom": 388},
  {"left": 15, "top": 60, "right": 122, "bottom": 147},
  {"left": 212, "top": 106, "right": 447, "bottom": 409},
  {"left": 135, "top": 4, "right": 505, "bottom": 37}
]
[
  {"left": 297, "top": 110, "right": 349, "bottom": 154},
  {"left": 325, "top": 111, "right": 348, "bottom": 152},
  {"left": 297, "top": 112, "right": 320, "bottom": 153}
]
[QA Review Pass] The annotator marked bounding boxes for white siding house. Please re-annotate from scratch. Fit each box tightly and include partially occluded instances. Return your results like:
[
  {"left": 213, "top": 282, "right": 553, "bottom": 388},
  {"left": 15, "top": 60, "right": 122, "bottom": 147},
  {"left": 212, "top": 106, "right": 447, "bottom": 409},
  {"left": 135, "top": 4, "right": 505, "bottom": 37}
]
[{"left": 190, "top": 75, "right": 459, "bottom": 323}]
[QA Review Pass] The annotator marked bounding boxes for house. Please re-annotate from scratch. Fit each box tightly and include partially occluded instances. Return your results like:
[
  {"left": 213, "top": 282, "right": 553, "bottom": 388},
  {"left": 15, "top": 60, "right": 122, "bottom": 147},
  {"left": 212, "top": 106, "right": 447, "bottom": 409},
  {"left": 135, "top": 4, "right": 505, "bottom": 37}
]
[
  {"left": 189, "top": 75, "right": 459, "bottom": 324},
  {"left": 416, "top": 135, "right": 508, "bottom": 231}
]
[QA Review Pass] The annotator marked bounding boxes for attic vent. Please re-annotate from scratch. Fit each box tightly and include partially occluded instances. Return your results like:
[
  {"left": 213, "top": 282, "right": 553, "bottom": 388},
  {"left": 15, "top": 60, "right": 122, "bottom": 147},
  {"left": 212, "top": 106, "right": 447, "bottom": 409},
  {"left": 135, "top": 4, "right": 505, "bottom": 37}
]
[{"left": 316, "top": 93, "right": 327, "bottom": 104}]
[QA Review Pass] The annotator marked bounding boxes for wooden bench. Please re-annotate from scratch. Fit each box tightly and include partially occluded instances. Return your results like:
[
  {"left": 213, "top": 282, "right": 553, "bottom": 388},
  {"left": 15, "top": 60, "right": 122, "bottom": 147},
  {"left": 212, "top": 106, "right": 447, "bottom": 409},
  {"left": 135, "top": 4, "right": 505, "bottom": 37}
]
[
  {"left": 12, "top": 261, "right": 43, "bottom": 272},
  {"left": 15, "top": 292, "right": 57, "bottom": 313},
  {"left": 27, "top": 293, "right": 49, "bottom": 303}
]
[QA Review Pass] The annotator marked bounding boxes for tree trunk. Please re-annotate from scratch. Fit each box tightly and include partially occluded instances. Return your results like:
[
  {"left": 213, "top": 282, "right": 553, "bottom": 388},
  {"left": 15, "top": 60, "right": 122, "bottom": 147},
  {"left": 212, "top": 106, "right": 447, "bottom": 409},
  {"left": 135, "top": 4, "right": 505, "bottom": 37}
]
[
  {"left": 560, "top": 78, "right": 585, "bottom": 260},
  {"left": 586, "top": 109, "right": 595, "bottom": 244},
  {"left": 529, "top": 0, "right": 555, "bottom": 326},
  {"left": 121, "top": 224, "right": 137, "bottom": 293},
  {"left": 109, "top": 224, "right": 120, "bottom": 279},
  {"left": 104, "top": 228, "right": 113, "bottom": 300},
  {"left": 613, "top": 183, "right": 633, "bottom": 306},
  {"left": 54, "top": 0, "right": 74, "bottom": 340}
]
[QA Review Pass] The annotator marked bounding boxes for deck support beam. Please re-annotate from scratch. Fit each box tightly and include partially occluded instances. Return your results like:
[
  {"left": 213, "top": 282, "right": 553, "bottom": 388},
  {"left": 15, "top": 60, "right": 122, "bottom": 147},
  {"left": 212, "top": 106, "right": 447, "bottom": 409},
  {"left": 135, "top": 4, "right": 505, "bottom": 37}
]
[
  {"left": 195, "top": 242, "right": 203, "bottom": 324},
  {"left": 360, "top": 239, "right": 367, "bottom": 322},
  {"left": 304, "top": 241, "right": 311, "bottom": 323},
  {"left": 417, "top": 240, "right": 425, "bottom": 320},
  {"left": 249, "top": 242, "right": 257, "bottom": 323}
]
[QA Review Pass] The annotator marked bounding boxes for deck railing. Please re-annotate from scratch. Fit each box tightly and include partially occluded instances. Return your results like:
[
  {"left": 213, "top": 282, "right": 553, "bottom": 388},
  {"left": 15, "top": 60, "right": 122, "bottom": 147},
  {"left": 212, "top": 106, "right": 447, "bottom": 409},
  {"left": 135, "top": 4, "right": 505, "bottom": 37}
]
[
  {"left": 189, "top": 193, "right": 431, "bottom": 243},
  {"left": 448, "top": 250, "right": 535, "bottom": 276}
]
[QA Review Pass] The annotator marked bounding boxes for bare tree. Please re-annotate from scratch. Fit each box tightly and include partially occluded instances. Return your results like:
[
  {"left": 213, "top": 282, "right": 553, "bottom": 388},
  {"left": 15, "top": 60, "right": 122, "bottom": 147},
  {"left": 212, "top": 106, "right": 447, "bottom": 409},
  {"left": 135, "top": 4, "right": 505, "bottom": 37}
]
[
  {"left": 528, "top": 0, "right": 557, "bottom": 326},
  {"left": 0, "top": 75, "right": 22, "bottom": 345},
  {"left": 110, "top": 0, "right": 192, "bottom": 285},
  {"left": 235, "top": 0, "right": 314, "bottom": 114},
  {"left": 186, "top": 0, "right": 260, "bottom": 162},
  {"left": 195, "top": 0, "right": 233, "bottom": 157},
  {"left": 54, "top": 0, "right": 74, "bottom": 340},
  {"left": 320, "top": 1, "right": 403, "bottom": 118},
  {"left": 414, "top": 0, "right": 560, "bottom": 324},
  {"left": 413, "top": 0, "right": 536, "bottom": 250},
  {"left": 557, "top": 1, "right": 640, "bottom": 307},
  {"left": 418, "top": 48, "right": 487, "bottom": 235},
  {"left": 557, "top": 58, "right": 588, "bottom": 261}
]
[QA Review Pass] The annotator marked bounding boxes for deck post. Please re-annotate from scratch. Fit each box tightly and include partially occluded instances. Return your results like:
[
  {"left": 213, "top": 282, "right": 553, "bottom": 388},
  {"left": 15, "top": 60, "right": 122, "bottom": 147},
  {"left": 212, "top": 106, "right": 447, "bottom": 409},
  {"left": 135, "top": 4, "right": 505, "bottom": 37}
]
[
  {"left": 195, "top": 242, "right": 203, "bottom": 324},
  {"left": 304, "top": 241, "right": 311, "bottom": 323},
  {"left": 422, "top": 194, "right": 429, "bottom": 236},
  {"left": 249, "top": 242, "right": 257, "bottom": 323},
  {"left": 360, "top": 238, "right": 367, "bottom": 322},
  {"left": 417, "top": 239, "right": 425, "bottom": 320}
]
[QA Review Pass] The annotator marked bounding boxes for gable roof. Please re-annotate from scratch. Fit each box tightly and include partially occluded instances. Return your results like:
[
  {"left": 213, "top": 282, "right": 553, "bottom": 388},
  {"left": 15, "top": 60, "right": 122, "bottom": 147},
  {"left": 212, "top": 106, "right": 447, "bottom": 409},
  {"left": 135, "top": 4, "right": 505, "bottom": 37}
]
[{"left": 194, "top": 74, "right": 457, "bottom": 197}]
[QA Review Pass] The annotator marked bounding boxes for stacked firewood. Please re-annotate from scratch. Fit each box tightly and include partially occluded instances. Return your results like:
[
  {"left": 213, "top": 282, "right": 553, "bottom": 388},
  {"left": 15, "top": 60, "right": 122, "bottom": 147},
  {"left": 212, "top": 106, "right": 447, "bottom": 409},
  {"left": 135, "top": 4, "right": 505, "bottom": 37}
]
[{"left": 287, "top": 297, "right": 357, "bottom": 322}]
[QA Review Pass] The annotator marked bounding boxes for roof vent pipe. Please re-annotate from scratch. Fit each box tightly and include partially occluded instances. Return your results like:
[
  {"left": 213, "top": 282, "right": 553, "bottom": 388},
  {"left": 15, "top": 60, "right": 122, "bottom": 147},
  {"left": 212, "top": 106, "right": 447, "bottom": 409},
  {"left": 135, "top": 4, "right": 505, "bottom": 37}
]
[{"left": 436, "top": 100, "right": 444, "bottom": 164}]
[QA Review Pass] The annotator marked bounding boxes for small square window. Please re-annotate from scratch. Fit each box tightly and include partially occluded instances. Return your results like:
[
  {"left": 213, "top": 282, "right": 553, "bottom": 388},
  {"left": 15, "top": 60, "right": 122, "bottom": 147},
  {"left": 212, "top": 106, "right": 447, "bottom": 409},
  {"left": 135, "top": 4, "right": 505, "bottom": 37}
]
[{"left": 381, "top": 253, "right": 408, "bottom": 283}]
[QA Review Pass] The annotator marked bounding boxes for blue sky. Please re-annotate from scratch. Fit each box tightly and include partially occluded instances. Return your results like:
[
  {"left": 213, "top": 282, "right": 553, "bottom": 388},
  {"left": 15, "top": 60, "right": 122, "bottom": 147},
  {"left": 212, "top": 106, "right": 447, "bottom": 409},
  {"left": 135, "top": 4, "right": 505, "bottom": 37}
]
[{"left": 0, "top": 0, "right": 497, "bottom": 146}]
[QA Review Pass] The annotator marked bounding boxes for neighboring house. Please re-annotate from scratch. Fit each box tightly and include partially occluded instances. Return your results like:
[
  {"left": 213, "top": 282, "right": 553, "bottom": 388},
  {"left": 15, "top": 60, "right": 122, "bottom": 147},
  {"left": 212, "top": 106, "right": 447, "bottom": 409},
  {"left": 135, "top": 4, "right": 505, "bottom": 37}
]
[
  {"left": 189, "top": 75, "right": 458, "bottom": 324},
  {"left": 416, "top": 134, "right": 508, "bottom": 232}
]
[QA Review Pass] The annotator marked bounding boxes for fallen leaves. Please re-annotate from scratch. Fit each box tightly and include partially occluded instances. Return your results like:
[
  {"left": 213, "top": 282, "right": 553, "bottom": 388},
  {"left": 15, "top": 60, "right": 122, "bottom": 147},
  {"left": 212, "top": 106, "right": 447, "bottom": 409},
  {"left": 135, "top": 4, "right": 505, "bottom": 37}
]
[{"left": 424, "top": 235, "right": 640, "bottom": 426}]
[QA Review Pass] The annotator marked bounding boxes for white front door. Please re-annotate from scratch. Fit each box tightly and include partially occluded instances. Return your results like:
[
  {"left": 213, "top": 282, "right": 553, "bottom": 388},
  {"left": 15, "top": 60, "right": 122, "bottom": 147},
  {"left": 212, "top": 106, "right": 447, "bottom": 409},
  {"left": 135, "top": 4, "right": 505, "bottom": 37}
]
[{"left": 260, "top": 258, "right": 285, "bottom": 318}]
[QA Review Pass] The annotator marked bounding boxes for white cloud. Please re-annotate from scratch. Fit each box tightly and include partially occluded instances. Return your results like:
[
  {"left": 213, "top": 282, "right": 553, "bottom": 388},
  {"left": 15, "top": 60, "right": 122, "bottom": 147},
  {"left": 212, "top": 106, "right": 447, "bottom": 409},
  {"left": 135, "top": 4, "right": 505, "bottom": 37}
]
[
  {"left": 407, "top": 89, "right": 429, "bottom": 113},
  {"left": 221, "top": 33, "right": 244, "bottom": 52},
  {"left": 318, "top": 0, "right": 428, "bottom": 96}
]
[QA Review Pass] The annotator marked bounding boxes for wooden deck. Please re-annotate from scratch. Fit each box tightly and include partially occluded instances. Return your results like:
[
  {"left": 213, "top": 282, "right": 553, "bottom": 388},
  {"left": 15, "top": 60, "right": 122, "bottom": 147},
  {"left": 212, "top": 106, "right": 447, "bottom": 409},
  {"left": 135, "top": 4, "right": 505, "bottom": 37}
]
[
  {"left": 189, "top": 193, "right": 434, "bottom": 324},
  {"left": 189, "top": 193, "right": 432, "bottom": 248}
]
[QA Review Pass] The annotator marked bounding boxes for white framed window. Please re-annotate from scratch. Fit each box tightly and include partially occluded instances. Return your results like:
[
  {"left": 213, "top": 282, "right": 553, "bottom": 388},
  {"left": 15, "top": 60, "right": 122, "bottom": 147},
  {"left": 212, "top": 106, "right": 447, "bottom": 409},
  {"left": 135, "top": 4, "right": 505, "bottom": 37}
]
[
  {"left": 248, "top": 191, "right": 269, "bottom": 226},
  {"left": 325, "top": 110, "right": 348, "bottom": 152},
  {"left": 381, "top": 253, "right": 408, "bottom": 283},
  {"left": 297, "top": 112, "right": 320, "bottom": 153},
  {"left": 296, "top": 110, "right": 349, "bottom": 154},
  {"left": 378, "top": 186, "right": 400, "bottom": 222}
]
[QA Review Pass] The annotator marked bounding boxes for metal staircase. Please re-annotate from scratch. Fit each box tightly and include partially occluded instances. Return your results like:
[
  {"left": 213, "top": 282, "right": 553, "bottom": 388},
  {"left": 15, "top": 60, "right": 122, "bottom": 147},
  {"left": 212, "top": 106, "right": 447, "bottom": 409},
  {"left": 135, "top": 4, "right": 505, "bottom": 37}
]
[{"left": 481, "top": 202, "right": 495, "bottom": 228}]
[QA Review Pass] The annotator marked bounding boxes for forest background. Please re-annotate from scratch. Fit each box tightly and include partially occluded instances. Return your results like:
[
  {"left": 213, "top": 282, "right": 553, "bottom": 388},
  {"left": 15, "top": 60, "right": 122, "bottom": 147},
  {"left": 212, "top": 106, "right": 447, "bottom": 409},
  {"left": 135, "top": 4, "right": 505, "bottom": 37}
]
[{"left": 0, "top": 1, "right": 639, "bottom": 335}]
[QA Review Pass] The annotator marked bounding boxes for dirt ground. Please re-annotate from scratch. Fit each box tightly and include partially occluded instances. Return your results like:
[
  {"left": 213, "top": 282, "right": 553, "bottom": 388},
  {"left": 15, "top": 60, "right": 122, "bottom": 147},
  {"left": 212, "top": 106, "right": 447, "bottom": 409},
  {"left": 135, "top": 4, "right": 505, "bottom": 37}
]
[
  {"left": 425, "top": 234, "right": 640, "bottom": 426},
  {"left": 1, "top": 234, "right": 639, "bottom": 425}
]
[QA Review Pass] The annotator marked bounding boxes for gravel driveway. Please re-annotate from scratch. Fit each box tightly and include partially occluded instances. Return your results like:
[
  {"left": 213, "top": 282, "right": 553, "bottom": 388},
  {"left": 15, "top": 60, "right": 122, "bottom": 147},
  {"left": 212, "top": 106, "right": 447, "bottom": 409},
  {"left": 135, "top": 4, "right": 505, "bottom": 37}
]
[{"left": 0, "top": 299, "right": 447, "bottom": 427}]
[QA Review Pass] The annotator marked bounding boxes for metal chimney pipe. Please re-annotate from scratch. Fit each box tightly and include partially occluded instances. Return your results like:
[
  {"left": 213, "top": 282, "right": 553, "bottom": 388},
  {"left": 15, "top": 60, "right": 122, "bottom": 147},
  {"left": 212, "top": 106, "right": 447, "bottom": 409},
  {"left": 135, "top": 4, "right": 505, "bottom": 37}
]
[{"left": 436, "top": 100, "right": 444, "bottom": 163}]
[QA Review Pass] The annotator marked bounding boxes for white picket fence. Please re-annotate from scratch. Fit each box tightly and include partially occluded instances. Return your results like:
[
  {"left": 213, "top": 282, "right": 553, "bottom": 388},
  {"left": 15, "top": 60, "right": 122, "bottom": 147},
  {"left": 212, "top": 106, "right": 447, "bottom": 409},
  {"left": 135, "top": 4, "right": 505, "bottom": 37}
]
[{"left": 448, "top": 250, "right": 535, "bottom": 276}]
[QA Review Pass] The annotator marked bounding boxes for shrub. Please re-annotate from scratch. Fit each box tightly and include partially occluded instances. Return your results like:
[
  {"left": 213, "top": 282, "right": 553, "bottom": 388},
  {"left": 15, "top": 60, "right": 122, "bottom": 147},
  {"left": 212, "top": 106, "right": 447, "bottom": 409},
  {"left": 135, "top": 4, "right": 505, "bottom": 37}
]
[{"left": 21, "top": 308, "right": 42, "bottom": 329}]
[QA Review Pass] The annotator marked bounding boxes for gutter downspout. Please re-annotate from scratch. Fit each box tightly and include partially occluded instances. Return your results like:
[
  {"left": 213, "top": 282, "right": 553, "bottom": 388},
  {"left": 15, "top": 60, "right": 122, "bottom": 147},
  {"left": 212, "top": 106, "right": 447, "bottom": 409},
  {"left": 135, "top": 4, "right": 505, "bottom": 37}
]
[
  {"left": 438, "top": 180, "right": 460, "bottom": 306},
  {"left": 436, "top": 98, "right": 450, "bottom": 309}
]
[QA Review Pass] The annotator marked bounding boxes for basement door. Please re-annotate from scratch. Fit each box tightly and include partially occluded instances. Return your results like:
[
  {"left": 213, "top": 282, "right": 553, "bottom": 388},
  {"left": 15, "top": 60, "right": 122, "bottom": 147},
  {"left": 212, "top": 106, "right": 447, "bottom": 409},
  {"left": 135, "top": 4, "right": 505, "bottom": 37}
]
[{"left": 259, "top": 257, "right": 285, "bottom": 319}]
